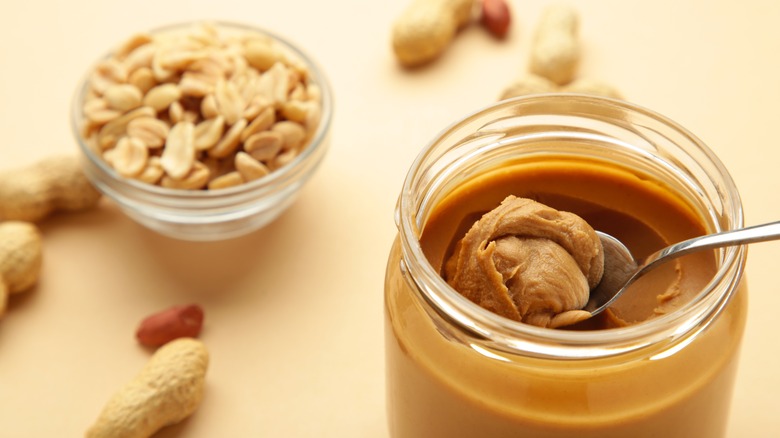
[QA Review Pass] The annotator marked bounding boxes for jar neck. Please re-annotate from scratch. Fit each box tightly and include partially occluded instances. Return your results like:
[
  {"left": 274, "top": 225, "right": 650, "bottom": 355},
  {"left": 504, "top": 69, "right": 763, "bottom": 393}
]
[{"left": 396, "top": 94, "right": 745, "bottom": 360}]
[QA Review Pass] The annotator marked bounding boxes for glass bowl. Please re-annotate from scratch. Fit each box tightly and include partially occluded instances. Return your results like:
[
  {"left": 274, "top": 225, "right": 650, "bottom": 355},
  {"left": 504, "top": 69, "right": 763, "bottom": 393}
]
[{"left": 71, "top": 21, "right": 332, "bottom": 241}]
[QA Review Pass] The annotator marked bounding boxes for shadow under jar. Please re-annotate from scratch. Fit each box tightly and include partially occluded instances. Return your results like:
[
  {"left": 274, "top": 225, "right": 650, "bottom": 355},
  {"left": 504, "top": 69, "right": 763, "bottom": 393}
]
[{"left": 385, "top": 95, "right": 747, "bottom": 438}]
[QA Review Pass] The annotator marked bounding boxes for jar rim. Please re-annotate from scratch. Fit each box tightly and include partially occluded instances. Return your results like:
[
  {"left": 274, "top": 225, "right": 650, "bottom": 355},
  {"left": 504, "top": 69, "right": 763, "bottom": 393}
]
[{"left": 396, "top": 94, "right": 746, "bottom": 359}]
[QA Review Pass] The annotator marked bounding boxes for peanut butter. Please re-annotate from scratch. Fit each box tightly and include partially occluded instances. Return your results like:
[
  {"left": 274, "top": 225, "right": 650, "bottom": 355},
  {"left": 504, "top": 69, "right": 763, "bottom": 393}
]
[
  {"left": 443, "top": 195, "right": 602, "bottom": 328},
  {"left": 386, "top": 155, "right": 747, "bottom": 437}
]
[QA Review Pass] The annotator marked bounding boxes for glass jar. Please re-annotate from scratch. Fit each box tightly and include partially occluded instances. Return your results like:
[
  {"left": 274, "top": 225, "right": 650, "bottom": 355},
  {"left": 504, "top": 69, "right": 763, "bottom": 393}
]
[{"left": 385, "top": 94, "right": 747, "bottom": 438}]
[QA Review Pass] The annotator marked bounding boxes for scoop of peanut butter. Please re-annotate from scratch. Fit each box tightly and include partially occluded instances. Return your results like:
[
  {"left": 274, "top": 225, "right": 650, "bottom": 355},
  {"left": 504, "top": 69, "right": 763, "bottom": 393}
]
[{"left": 443, "top": 196, "right": 604, "bottom": 328}]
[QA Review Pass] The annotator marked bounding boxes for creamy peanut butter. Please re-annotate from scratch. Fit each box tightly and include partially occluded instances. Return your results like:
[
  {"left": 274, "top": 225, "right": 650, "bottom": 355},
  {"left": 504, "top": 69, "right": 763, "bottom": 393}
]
[
  {"left": 419, "top": 158, "right": 717, "bottom": 330},
  {"left": 443, "top": 195, "right": 603, "bottom": 328}
]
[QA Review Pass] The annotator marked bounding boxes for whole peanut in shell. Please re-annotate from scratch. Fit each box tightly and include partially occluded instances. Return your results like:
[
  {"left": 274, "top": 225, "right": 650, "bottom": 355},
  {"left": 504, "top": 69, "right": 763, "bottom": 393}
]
[
  {"left": 500, "top": 74, "right": 558, "bottom": 100},
  {"left": 529, "top": 5, "right": 581, "bottom": 85},
  {"left": 562, "top": 77, "right": 623, "bottom": 99},
  {"left": 0, "top": 221, "right": 42, "bottom": 317},
  {"left": 392, "top": 0, "right": 476, "bottom": 67},
  {"left": 0, "top": 155, "right": 101, "bottom": 222},
  {"left": 86, "top": 338, "right": 209, "bottom": 438},
  {"left": 499, "top": 6, "right": 623, "bottom": 101},
  {"left": 499, "top": 75, "right": 623, "bottom": 100}
]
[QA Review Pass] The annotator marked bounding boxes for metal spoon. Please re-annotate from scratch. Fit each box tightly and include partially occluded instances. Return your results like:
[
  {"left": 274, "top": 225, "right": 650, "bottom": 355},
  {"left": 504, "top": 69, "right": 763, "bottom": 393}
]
[{"left": 584, "top": 221, "right": 780, "bottom": 316}]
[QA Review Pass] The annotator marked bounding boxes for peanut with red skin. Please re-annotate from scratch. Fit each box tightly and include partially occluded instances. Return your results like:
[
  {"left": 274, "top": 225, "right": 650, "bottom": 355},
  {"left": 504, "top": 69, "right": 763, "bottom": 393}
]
[
  {"left": 481, "top": 0, "right": 511, "bottom": 39},
  {"left": 136, "top": 304, "right": 205, "bottom": 347}
]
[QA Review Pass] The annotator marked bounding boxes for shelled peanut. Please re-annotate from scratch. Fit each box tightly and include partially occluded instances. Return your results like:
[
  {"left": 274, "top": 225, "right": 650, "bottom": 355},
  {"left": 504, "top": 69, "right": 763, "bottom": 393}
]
[
  {"left": 500, "top": 5, "right": 622, "bottom": 101},
  {"left": 481, "top": 0, "right": 511, "bottom": 39},
  {"left": 136, "top": 304, "right": 205, "bottom": 347},
  {"left": 80, "top": 22, "right": 323, "bottom": 191}
]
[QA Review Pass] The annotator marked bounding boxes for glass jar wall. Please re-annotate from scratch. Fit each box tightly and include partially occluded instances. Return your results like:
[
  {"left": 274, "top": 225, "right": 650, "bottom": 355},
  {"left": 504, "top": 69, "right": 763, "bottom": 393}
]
[{"left": 385, "top": 95, "right": 747, "bottom": 438}]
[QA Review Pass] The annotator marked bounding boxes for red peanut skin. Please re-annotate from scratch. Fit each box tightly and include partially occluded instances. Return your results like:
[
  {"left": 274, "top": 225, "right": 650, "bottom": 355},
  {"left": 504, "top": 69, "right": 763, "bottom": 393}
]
[
  {"left": 481, "top": 0, "right": 511, "bottom": 39},
  {"left": 136, "top": 304, "right": 204, "bottom": 347}
]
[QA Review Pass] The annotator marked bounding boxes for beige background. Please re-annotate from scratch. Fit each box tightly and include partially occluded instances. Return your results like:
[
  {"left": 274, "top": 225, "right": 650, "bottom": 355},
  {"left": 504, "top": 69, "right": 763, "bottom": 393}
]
[{"left": 1, "top": 0, "right": 779, "bottom": 436}]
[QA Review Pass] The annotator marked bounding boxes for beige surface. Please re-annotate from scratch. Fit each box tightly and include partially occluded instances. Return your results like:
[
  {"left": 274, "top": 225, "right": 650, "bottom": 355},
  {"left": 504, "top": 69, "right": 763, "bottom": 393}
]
[{"left": 1, "top": 1, "right": 779, "bottom": 436}]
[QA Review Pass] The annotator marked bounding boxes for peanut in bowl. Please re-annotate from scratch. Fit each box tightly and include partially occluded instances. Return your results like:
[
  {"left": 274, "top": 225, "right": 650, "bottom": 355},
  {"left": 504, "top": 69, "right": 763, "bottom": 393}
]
[{"left": 71, "top": 21, "right": 332, "bottom": 241}]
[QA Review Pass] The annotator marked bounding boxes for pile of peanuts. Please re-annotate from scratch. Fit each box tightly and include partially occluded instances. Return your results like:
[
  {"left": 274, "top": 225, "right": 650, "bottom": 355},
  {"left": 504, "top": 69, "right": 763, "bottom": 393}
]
[
  {"left": 1, "top": 22, "right": 330, "bottom": 437},
  {"left": 0, "top": 157, "right": 206, "bottom": 436},
  {"left": 80, "top": 22, "right": 323, "bottom": 191}
]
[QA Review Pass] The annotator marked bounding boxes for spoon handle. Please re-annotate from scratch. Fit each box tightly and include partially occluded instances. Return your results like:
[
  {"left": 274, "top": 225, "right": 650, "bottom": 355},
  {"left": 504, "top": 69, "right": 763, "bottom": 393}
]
[{"left": 641, "top": 220, "right": 780, "bottom": 270}]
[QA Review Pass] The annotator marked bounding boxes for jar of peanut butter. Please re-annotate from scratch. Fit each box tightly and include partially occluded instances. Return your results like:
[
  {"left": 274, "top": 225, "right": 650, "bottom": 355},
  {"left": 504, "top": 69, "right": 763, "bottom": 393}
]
[{"left": 385, "top": 94, "right": 747, "bottom": 438}]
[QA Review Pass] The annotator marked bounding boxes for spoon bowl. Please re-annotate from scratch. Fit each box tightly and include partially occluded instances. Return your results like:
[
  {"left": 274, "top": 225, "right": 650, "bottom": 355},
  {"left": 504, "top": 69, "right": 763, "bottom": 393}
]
[{"left": 586, "top": 220, "right": 780, "bottom": 316}]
